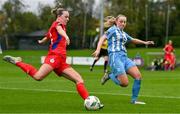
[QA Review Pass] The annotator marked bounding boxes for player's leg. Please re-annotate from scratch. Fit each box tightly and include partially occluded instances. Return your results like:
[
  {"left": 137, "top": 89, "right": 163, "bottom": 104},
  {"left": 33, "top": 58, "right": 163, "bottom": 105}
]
[
  {"left": 17, "top": 63, "right": 53, "bottom": 81},
  {"left": 3, "top": 55, "right": 53, "bottom": 81},
  {"left": 32, "top": 64, "right": 53, "bottom": 81},
  {"left": 127, "top": 66, "right": 145, "bottom": 104},
  {"left": 31, "top": 54, "right": 62, "bottom": 81},
  {"left": 103, "top": 56, "right": 108, "bottom": 73},
  {"left": 90, "top": 57, "right": 99, "bottom": 71},
  {"left": 164, "top": 55, "right": 171, "bottom": 71},
  {"left": 62, "top": 67, "right": 89, "bottom": 100},
  {"left": 101, "top": 71, "right": 129, "bottom": 86},
  {"left": 62, "top": 67, "right": 104, "bottom": 109},
  {"left": 3, "top": 56, "right": 53, "bottom": 81},
  {"left": 3, "top": 55, "right": 38, "bottom": 77},
  {"left": 164, "top": 60, "right": 168, "bottom": 70},
  {"left": 164, "top": 60, "right": 170, "bottom": 70},
  {"left": 169, "top": 54, "right": 176, "bottom": 70},
  {"left": 101, "top": 53, "right": 129, "bottom": 87}
]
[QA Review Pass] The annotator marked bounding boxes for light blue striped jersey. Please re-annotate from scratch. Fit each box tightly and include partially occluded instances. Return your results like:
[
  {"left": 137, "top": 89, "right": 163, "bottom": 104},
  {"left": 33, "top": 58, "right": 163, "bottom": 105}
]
[{"left": 105, "top": 25, "right": 133, "bottom": 53}]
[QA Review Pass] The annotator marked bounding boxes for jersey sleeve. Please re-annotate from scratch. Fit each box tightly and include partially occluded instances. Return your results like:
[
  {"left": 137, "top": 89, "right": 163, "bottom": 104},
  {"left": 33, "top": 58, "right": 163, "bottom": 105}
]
[
  {"left": 57, "top": 23, "right": 65, "bottom": 30},
  {"left": 45, "top": 32, "right": 51, "bottom": 39},
  {"left": 124, "top": 32, "right": 133, "bottom": 42},
  {"left": 105, "top": 26, "right": 116, "bottom": 40}
]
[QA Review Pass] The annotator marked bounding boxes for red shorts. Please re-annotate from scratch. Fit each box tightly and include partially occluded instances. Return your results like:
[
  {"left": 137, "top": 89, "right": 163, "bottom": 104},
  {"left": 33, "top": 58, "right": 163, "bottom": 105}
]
[
  {"left": 44, "top": 54, "right": 70, "bottom": 75},
  {"left": 164, "top": 53, "right": 175, "bottom": 65},
  {"left": 164, "top": 54, "right": 171, "bottom": 62}
]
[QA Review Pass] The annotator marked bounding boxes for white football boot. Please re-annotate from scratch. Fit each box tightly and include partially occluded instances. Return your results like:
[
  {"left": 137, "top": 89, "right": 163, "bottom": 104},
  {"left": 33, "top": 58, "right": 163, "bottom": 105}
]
[
  {"left": 131, "top": 100, "right": 146, "bottom": 105},
  {"left": 3, "top": 55, "right": 22, "bottom": 64}
]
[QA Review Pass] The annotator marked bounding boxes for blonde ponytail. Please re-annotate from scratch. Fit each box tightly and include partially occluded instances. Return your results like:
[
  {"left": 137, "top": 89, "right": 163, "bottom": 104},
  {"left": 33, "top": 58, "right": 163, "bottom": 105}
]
[
  {"left": 104, "top": 16, "right": 116, "bottom": 28},
  {"left": 51, "top": 2, "right": 65, "bottom": 17}
]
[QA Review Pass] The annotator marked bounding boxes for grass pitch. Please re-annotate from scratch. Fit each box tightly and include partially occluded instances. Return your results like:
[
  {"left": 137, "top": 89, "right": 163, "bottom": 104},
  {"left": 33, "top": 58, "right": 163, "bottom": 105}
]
[{"left": 0, "top": 49, "right": 180, "bottom": 113}]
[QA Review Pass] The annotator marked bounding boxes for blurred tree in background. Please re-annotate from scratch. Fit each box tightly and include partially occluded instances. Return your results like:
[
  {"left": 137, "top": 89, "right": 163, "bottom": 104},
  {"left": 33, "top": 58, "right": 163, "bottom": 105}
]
[{"left": 0, "top": 0, "right": 180, "bottom": 50}]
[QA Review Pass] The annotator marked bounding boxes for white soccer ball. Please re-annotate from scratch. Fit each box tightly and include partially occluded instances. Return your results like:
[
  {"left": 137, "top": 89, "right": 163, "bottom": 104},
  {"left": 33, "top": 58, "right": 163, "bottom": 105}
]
[{"left": 84, "top": 96, "right": 101, "bottom": 110}]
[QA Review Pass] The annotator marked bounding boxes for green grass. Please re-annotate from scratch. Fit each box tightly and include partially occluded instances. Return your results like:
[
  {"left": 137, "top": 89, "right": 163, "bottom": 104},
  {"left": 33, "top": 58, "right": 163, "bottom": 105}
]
[{"left": 0, "top": 49, "right": 180, "bottom": 113}]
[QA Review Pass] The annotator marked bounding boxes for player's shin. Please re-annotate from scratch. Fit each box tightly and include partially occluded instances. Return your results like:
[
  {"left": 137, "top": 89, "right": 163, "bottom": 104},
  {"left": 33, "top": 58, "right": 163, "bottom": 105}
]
[
  {"left": 76, "top": 82, "right": 89, "bottom": 100},
  {"left": 104, "top": 61, "right": 108, "bottom": 72},
  {"left": 16, "top": 62, "right": 37, "bottom": 77},
  {"left": 131, "top": 79, "right": 141, "bottom": 102}
]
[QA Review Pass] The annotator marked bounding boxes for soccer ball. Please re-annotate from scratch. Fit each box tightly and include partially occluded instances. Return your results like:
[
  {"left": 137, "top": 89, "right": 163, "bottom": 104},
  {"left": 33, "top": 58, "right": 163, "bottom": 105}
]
[{"left": 84, "top": 96, "right": 101, "bottom": 110}]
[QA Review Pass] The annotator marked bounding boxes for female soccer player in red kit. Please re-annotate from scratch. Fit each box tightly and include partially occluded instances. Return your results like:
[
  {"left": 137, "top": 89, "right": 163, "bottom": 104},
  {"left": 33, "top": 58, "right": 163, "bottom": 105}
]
[
  {"left": 3, "top": 5, "right": 103, "bottom": 108},
  {"left": 163, "top": 40, "right": 176, "bottom": 70}
]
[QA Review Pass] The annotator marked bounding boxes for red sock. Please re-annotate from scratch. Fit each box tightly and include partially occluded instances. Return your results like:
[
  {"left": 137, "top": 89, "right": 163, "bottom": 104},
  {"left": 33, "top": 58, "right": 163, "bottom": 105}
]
[
  {"left": 16, "top": 62, "right": 37, "bottom": 77},
  {"left": 76, "top": 83, "right": 89, "bottom": 100}
]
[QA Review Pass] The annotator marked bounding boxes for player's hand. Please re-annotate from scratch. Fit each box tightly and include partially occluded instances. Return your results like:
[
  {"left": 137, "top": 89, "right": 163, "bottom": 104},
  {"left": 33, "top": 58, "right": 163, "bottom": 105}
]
[
  {"left": 38, "top": 40, "right": 43, "bottom": 44},
  {"left": 92, "top": 50, "right": 100, "bottom": 57},
  {"left": 145, "top": 41, "right": 154, "bottom": 45},
  {"left": 66, "top": 38, "right": 70, "bottom": 45}
]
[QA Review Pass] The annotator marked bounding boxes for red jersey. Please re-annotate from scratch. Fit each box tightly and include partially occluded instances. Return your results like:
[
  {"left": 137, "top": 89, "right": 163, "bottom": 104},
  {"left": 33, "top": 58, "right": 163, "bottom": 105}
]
[
  {"left": 46, "top": 21, "right": 67, "bottom": 56},
  {"left": 164, "top": 44, "right": 174, "bottom": 55}
]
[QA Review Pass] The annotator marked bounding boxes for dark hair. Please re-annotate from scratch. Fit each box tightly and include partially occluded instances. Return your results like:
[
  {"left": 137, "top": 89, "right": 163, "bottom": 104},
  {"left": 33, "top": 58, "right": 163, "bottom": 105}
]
[{"left": 51, "top": 3, "right": 67, "bottom": 17}]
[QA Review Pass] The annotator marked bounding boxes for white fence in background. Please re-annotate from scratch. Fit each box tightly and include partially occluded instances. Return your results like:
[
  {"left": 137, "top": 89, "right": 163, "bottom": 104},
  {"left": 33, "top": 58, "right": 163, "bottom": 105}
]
[{"left": 41, "top": 56, "right": 104, "bottom": 65}]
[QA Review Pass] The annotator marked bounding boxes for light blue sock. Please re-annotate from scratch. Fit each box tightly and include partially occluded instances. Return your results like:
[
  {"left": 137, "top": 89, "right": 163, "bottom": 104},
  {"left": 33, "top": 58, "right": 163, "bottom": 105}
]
[
  {"left": 109, "top": 73, "right": 120, "bottom": 85},
  {"left": 131, "top": 79, "right": 141, "bottom": 102}
]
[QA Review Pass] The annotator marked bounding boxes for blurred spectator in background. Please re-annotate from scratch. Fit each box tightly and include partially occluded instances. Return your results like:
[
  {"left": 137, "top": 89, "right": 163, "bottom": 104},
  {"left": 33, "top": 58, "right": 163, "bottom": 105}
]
[
  {"left": 150, "top": 58, "right": 164, "bottom": 71},
  {"left": 163, "top": 40, "right": 176, "bottom": 71}
]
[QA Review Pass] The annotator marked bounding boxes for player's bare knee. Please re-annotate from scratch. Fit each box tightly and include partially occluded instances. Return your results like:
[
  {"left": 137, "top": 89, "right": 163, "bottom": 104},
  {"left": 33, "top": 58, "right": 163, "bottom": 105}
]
[
  {"left": 76, "top": 78, "right": 84, "bottom": 84},
  {"left": 120, "top": 79, "right": 129, "bottom": 87},
  {"left": 120, "top": 81, "right": 129, "bottom": 87},
  {"left": 34, "top": 77, "right": 43, "bottom": 81},
  {"left": 33, "top": 75, "right": 43, "bottom": 81},
  {"left": 134, "top": 73, "right": 142, "bottom": 80},
  {"left": 78, "top": 80, "right": 84, "bottom": 84}
]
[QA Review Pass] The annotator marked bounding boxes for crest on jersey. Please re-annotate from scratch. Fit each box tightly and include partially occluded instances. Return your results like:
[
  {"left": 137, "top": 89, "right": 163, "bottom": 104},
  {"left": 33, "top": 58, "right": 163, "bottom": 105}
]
[{"left": 50, "top": 58, "right": 55, "bottom": 63}]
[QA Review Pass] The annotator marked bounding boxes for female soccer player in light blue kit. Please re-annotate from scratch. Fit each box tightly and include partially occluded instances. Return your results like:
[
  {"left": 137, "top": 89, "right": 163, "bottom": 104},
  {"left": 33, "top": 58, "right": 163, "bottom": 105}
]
[{"left": 93, "top": 14, "right": 154, "bottom": 104}]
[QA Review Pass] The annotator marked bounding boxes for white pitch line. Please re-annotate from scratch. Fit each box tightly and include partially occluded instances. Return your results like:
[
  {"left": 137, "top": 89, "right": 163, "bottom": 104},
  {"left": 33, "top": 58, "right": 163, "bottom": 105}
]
[{"left": 0, "top": 87, "right": 180, "bottom": 99}]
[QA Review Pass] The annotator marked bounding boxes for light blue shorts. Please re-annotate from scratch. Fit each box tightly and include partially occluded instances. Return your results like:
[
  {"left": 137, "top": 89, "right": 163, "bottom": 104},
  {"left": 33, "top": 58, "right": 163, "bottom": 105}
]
[{"left": 108, "top": 52, "right": 136, "bottom": 84}]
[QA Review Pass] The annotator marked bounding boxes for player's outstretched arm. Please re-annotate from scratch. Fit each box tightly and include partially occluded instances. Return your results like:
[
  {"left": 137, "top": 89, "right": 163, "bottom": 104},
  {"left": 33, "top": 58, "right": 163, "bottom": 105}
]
[
  {"left": 38, "top": 37, "right": 49, "bottom": 44},
  {"left": 92, "top": 35, "right": 106, "bottom": 57},
  {"left": 131, "top": 38, "right": 154, "bottom": 45}
]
